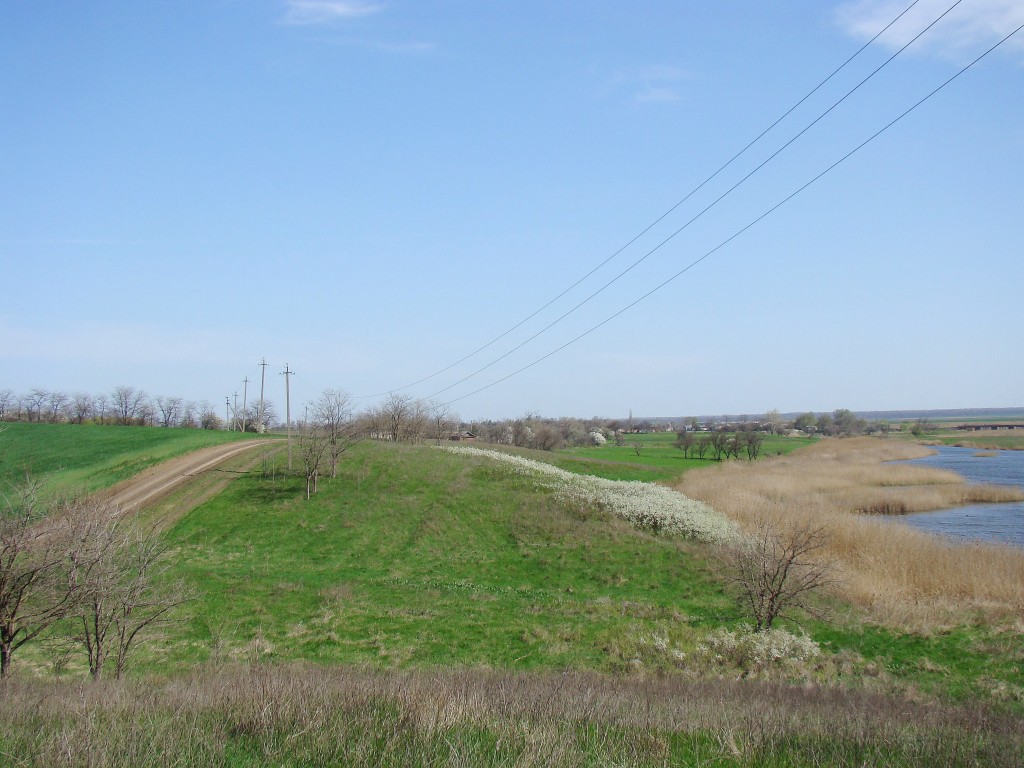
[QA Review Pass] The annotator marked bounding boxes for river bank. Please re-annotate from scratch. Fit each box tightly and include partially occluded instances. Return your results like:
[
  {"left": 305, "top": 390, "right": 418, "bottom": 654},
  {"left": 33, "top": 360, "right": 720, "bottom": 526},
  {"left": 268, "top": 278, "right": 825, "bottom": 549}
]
[{"left": 674, "top": 437, "right": 1024, "bottom": 629}]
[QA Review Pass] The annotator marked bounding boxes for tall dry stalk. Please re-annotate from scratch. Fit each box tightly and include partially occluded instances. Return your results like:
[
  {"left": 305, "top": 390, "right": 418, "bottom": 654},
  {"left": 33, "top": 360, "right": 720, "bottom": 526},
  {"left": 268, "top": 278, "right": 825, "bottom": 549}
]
[{"left": 675, "top": 438, "right": 1024, "bottom": 628}]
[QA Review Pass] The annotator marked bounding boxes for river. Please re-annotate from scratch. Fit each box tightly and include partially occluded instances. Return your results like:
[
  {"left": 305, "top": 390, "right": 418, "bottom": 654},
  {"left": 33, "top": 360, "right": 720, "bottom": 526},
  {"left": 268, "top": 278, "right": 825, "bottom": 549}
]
[{"left": 891, "top": 445, "right": 1024, "bottom": 547}]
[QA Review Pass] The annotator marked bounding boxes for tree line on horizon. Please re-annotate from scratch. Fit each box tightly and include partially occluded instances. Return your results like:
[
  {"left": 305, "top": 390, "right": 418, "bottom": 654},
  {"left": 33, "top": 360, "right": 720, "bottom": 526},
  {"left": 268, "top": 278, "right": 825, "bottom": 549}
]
[{"left": 0, "top": 386, "right": 277, "bottom": 432}]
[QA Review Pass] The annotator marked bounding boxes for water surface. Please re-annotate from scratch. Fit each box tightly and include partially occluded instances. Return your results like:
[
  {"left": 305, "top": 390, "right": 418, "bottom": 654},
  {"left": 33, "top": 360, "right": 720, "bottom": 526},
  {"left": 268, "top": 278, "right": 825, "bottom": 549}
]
[{"left": 891, "top": 445, "right": 1023, "bottom": 547}]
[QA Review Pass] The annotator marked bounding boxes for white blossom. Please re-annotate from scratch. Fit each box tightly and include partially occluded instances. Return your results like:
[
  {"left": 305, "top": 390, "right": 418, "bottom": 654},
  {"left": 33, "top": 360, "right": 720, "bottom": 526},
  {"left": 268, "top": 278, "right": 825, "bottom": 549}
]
[{"left": 443, "top": 446, "right": 738, "bottom": 543}]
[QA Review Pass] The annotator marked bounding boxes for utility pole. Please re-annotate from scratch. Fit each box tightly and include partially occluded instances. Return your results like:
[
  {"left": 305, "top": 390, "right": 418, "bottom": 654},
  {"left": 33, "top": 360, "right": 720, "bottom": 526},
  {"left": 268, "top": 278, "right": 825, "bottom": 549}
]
[
  {"left": 232, "top": 392, "right": 239, "bottom": 432},
  {"left": 241, "top": 377, "right": 249, "bottom": 434},
  {"left": 281, "top": 364, "right": 294, "bottom": 470},
  {"left": 257, "top": 358, "right": 268, "bottom": 434},
  {"left": 225, "top": 396, "right": 231, "bottom": 431}
]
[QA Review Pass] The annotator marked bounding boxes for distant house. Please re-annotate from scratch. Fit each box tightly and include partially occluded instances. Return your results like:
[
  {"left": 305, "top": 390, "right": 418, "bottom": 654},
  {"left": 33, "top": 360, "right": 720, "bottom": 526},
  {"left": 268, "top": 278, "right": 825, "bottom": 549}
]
[{"left": 449, "top": 431, "right": 477, "bottom": 442}]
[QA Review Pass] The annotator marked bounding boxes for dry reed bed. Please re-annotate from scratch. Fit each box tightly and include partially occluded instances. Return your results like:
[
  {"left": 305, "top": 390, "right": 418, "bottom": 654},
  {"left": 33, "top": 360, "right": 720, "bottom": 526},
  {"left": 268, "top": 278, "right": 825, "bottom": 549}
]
[
  {"left": 675, "top": 438, "right": 1024, "bottom": 627},
  {"left": 2, "top": 664, "right": 1020, "bottom": 767}
]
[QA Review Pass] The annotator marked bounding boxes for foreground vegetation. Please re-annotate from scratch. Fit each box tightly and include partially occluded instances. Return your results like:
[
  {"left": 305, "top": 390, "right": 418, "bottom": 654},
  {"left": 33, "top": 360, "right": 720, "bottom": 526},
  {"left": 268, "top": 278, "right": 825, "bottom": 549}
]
[
  {"left": 3, "top": 665, "right": 1021, "bottom": 768},
  {"left": 3, "top": 427, "right": 1022, "bottom": 765}
]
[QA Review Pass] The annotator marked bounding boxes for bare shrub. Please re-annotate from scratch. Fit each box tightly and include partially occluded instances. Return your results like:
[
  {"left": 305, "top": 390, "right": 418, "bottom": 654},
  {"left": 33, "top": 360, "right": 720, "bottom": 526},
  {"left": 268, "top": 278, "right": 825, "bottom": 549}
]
[{"left": 723, "top": 520, "right": 837, "bottom": 632}]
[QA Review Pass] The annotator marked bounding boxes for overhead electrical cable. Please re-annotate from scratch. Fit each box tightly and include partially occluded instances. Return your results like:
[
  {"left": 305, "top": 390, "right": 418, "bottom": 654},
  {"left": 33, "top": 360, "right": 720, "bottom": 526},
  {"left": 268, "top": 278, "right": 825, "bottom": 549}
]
[
  {"left": 420, "top": 0, "right": 965, "bottom": 401},
  {"left": 439, "top": 20, "right": 1023, "bottom": 408},
  {"left": 354, "top": 0, "right": 927, "bottom": 400}
]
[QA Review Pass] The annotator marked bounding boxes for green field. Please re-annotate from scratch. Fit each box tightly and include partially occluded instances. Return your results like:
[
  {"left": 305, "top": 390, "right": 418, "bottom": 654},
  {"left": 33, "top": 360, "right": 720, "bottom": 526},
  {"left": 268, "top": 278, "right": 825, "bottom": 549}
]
[
  {"left": 4, "top": 430, "right": 1022, "bottom": 766},
  {"left": 553, "top": 430, "right": 815, "bottom": 480},
  {"left": 0, "top": 421, "right": 265, "bottom": 495}
]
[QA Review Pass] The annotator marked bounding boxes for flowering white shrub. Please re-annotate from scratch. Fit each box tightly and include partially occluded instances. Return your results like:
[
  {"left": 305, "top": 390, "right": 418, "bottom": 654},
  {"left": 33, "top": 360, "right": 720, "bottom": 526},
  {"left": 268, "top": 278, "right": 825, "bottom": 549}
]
[
  {"left": 589, "top": 431, "right": 607, "bottom": 446},
  {"left": 443, "top": 446, "right": 737, "bottom": 543},
  {"left": 698, "top": 626, "right": 820, "bottom": 670}
]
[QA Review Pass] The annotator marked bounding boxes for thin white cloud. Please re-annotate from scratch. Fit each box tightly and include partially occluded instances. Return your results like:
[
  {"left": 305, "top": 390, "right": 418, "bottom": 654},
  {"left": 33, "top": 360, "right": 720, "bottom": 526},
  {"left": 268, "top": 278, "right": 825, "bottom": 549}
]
[
  {"left": 282, "top": 0, "right": 383, "bottom": 26},
  {"left": 836, "top": 0, "right": 1024, "bottom": 60},
  {"left": 613, "top": 65, "right": 690, "bottom": 104}
]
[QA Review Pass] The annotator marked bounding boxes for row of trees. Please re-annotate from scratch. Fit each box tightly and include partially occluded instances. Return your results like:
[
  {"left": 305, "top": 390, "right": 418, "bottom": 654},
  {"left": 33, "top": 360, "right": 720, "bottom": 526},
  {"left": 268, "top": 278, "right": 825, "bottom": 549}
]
[
  {"left": 0, "top": 387, "right": 278, "bottom": 432},
  {"left": 675, "top": 428, "right": 764, "bottom": 461},
  {"left": 0, "top": 478, "right": 187, "bottom": 680}
]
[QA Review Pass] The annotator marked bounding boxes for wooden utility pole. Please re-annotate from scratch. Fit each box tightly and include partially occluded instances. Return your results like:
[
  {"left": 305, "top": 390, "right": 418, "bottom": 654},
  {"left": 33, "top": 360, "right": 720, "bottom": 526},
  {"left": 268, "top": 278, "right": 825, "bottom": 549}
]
[
  {"left": 282, "top": 364, "right": 294, "bottom": 470},
  {"left": 241, "top": 377, "right": 249, "bottom": 433},
  {"left": 225, "top": 397, "right": 231, "bottom": 431},
  {"left": 257, "top": 358, "right": 268, "bottom": 434}
]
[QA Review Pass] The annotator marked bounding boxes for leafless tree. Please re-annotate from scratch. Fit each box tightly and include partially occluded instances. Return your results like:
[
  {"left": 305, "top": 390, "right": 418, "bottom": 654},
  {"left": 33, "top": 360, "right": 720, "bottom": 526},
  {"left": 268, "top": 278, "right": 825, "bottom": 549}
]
[
  {"left": 25, "top": 389, "right": 48, "bottom": 422},
  {"left": 675, "top": 429, "right": 695, "bottom": 458},
  {"left": 428, "top": 400, "right": 456, "bottom": 445},
  {"left": 70, "top": 392, "right": 95, "bottom": 424},
  {"left": 377, "top": 393, "right": 424, "bottom": 443},
  {"left": 94, "top": 395, "right": 110, "bottom": 425},
  {"left": 112, "top": 386, "right": 147, "bottom": 426},
  {"left": 0, "top": 389, "right": 12, "bottom": 420},
  {"left": 155, "top": 396, "right": 183, "bottom": 428},
  {"left": 0, "top": 478, "right": 80, "bottom": 679},
  {"left": 180, "top": 400, "right": 199, "bottom": 429},
  {"left": 313, "top": 390, "right": 360, "bottom": 477},
  {"left": 710, "top": 430, "right": 729, "bottom": 461},
  {"left": 199, "top": 402, "right": 221, "bottom": 430},
  {"left": 70, "top": 505, "right": 192, "bottom": 680},
  {"left": 296, "top": 425, "right": 330, "bottom": 500},
  {"left": 46, "top": 391, "right": 69, "bottom": 423},
  {"left": 743, "top": 431, "right": 764, "bottom": 460},
  {"left": 723, "top": 521, "right": 837, "bottom": 632}
]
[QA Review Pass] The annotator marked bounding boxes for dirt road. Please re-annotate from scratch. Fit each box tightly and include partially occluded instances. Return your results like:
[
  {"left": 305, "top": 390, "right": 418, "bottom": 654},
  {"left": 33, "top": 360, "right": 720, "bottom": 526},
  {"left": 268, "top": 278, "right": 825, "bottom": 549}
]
[{"left": 101, "top": 439, "right": 274, "bottom": 512}]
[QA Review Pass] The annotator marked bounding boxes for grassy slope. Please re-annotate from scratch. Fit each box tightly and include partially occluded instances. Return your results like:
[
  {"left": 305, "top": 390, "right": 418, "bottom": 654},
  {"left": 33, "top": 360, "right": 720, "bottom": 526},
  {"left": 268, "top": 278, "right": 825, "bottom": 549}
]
[
  {"left": 161, "top": 441, "right": 733, "bottom": 671},
  {"left": 0, "top": 422, "right": 264, "bottom": 495},
  {"left": 7, "top": 435, "right": 1022, "bottom": 765},
  {"left": 148, "top": 440, "right": 1023, "bottom": 716}
]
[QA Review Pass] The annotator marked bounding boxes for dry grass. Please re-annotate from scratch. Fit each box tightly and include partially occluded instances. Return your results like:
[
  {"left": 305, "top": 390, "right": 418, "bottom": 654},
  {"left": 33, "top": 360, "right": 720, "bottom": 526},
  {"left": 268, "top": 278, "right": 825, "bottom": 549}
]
[
  {"left": 1, "top": 664, "right": 1020, "bottom": 767},
  {"left": 674, "top": 438, "right": 1024, "bottom": 628}
]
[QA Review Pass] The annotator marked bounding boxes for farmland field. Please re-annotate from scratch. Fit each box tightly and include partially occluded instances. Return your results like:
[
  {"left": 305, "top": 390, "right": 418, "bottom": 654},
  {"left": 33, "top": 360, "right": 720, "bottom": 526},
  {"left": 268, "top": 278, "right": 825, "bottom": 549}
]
[{"left": 0, "top": 421, "right": 265, "bottom": 495}]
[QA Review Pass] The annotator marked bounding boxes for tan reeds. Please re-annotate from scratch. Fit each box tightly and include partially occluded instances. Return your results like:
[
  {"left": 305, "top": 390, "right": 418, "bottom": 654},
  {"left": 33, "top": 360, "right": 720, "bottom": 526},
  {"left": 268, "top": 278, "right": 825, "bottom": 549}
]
[{"left": 674, "top": 438, "right": 1024, "bottom": 629}]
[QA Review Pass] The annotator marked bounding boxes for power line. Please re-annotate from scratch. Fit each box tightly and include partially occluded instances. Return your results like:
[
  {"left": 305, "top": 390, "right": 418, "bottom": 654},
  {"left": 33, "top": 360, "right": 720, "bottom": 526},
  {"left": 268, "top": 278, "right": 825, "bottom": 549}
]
[
  {"left": 421, "top": 0, "right": 965, "bottom": 401},
  {"left": 440, "top": 21, "right": 1023, "bottom": 408},
  {"left": 355, "top": 0, "right": 929, "bottom": 400}
]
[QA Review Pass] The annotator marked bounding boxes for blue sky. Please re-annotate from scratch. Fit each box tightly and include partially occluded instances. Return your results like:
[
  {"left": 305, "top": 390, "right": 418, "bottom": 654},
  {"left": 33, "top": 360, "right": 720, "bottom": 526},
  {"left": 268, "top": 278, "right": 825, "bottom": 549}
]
[{"left": 2, "top": 1, "right": 1022, "bottom": 420}]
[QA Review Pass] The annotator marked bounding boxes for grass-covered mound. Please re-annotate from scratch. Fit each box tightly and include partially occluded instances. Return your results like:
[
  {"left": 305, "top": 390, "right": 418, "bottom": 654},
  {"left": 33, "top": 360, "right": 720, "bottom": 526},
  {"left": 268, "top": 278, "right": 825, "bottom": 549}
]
[{"left": 160, "top": 441, "right": 734, "bottom": 672}]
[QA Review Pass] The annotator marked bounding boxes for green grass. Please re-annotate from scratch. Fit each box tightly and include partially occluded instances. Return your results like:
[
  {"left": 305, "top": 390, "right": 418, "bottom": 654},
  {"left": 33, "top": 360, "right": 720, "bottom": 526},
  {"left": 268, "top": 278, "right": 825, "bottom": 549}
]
[
  {"left": 128, "top": 440, "right": 1020, "bottom": 718},
  {"left": 552, "top": 431, "right": 815, "bottom": 481},
  {"left": 7, "top": 435, "right": 1023, "bottom": 765},
  {"left": 158, "top": 441, "right": 734, "bottom": 672},
  {"left": 0, "top": 421, "right": 265, "bottom": 495}
]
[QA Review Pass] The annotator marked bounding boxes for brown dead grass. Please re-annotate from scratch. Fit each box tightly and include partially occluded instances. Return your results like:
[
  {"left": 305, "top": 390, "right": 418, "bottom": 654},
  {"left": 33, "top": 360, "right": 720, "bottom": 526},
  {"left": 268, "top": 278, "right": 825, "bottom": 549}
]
[{"left": 674, "top": 437, "right": 1024, "bottom": 629}]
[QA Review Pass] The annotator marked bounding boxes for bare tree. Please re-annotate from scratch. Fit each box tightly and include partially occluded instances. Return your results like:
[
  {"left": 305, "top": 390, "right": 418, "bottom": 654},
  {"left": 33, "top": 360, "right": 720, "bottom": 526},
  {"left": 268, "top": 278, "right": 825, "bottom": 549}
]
[
  {"left": 428, "top": 400, "right": 456, "bottom": 445},
  {"left": 71, "top": 505, "right": 192, "bottom": 680},
  {"left": 0, "top": 389, "right": 12, "bottom": 421},
  {"left": 377, "top": 393, "right": 425, "bottom": 443},
  {"left": 674, "top": 429, "right": 695, "bottom": 458},
  {"left": 180, "top": 400, "right": 199, "bottom": 429},
  {"left": 313, "top": 391, "right": 360, "bottom": 478},
  {"left": 723, "top": 521, "right": 837, "bottom": 632},
  {"left": 155, "top": 396, "right": 183, "bottom": 428},
  {"left": 743, "top": 431, "right": 764, "bottom": 460},
  {"left": 112, "top": 386, "right": 147, "bottom": 426},
  {"left": 46, "top": 391, "right": 69, "bottom": 423},
  {"left": 0, "top": 478, "right": 79, "bottom": 678},
  {"left": 70, "top": 392, "right": 95, "bottom": 424},
  {"left": 24, "top": 389, "right": 48, "bottom": 422},
  {"left": 296, "top": 425, "right": 330, "bottom": 499}
]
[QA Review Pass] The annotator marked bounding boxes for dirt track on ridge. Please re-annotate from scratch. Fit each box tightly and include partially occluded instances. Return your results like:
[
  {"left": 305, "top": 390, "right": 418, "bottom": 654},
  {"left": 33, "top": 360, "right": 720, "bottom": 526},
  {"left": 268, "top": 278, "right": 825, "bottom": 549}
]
[{"left": 100, "top": 439, "right": 274, "bottom": 512}]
